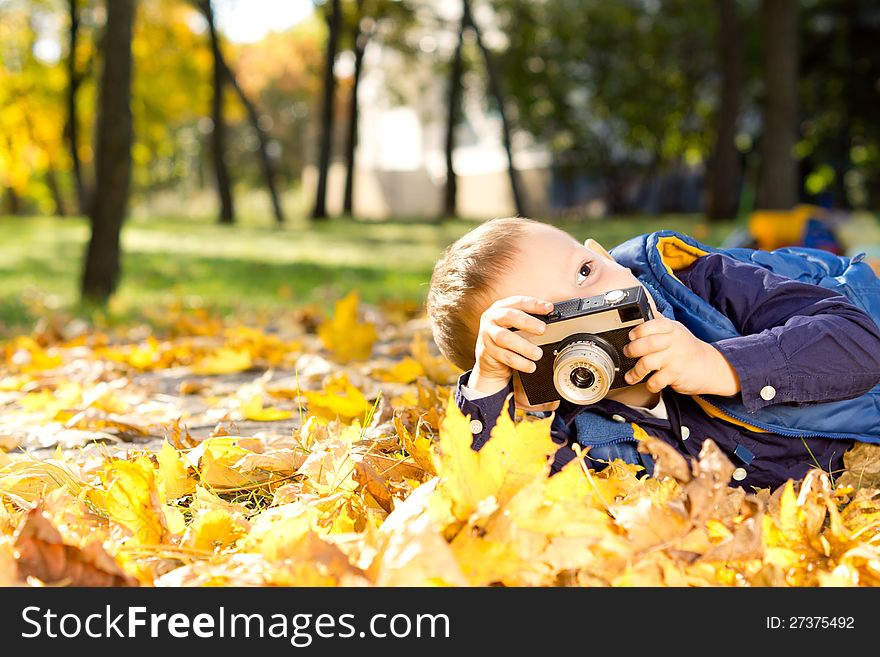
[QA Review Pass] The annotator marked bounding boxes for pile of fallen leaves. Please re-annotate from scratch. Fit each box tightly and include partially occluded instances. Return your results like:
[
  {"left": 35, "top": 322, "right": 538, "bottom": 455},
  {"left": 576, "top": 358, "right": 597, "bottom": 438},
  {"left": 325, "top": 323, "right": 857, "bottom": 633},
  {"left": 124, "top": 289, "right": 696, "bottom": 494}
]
[{"left": 1, "top": 291, "right": 879, "bottom": 587}]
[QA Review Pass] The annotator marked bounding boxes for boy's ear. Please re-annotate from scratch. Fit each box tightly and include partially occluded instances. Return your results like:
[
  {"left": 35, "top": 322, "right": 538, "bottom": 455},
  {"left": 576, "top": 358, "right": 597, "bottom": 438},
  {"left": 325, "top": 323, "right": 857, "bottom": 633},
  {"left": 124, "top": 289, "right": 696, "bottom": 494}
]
[{"left": 584, "top": 238, "right": 614, "bottom": 261}]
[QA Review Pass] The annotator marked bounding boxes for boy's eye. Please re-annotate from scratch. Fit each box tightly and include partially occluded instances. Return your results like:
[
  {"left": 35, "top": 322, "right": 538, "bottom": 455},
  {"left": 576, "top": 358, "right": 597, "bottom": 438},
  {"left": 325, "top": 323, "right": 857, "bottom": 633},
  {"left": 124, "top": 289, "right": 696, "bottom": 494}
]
[{"left": 577, "top": 262, "right": 592, "bottom": 284}]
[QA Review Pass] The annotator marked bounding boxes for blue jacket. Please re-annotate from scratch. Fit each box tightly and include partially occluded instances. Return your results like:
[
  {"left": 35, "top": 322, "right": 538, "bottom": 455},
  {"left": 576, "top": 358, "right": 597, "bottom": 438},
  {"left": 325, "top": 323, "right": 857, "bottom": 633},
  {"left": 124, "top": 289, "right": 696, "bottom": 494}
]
[
  {"left": 610, "top": 229, "right": 880, "bottom": 443},
  {"left": 455, "top": 231, "right": 880, "bottom": 489}
]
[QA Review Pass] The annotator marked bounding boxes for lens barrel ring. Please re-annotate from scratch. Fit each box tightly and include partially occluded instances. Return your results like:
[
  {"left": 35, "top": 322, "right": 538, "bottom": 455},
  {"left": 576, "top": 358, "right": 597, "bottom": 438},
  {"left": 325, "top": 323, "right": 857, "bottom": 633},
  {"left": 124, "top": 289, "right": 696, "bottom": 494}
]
[{"left": 552, "top": 334, "right": 619, "bottom": 405}]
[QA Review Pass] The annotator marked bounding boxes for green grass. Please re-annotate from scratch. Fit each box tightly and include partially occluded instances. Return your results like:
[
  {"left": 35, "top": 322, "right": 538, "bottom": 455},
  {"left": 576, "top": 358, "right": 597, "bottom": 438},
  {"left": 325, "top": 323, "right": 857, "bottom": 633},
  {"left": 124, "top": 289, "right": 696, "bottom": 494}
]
[{"left": 0, "top": 212, "right": 743, "bottom": 335}]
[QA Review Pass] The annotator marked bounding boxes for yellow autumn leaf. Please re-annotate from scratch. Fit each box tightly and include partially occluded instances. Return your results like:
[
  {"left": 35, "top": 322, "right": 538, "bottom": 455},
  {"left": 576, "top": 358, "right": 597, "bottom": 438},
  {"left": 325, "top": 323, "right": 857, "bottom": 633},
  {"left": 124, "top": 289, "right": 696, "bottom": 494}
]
[
  {"left": 303, "top": 372, "right": 372, "bottom": 423},
  {"left": 317, "top": 291, "right": 378, "bottom": 362},
  {"left": 242, "top": 504, "right": 316, "bottom": 561},
  {"left": 184, "top": 509, "right": 249, "bottom": 551},
  {"left": 433, "top": 396, "right": 558, "bottom": 521},
  {"left": 191, "top": 347, "right": 253, "bottom": 375},
  {"left": 240, "top": 393, "right": 293, "bottom": 421},
  {"left": 410, "top": 331, "right": 462, "bottom": 384},
  {"left": 104, "top": 456, "right": 167, "bottom": 546},
  {"left": 163, "top": 505, "right": 187, "bottom": 535},
  {"left": 372, "top": 357, "right": 425, "bottom": 383},
  {"left": 157, "top": 440, "right": 196, "bottom": 502},
  {"left": 194, "top": 437, "right": 267, "bottom": 489},
  {"left": 393, "top": 415, "right": 436, "bottom": 475}
]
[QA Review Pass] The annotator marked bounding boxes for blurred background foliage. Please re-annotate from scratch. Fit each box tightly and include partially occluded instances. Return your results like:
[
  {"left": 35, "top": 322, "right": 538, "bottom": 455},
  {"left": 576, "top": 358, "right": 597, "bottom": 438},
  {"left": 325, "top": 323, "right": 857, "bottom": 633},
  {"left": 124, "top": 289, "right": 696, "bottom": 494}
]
[{"left": 0, "top": 0, "right": 878, "bottom": 330}]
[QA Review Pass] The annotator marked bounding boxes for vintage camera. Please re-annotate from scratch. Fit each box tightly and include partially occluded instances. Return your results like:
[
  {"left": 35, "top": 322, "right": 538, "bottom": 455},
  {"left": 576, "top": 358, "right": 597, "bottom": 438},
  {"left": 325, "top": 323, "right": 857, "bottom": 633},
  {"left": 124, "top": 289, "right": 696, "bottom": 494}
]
[{"left": 513, "top": 285, "right": 654, "bottom": 405}]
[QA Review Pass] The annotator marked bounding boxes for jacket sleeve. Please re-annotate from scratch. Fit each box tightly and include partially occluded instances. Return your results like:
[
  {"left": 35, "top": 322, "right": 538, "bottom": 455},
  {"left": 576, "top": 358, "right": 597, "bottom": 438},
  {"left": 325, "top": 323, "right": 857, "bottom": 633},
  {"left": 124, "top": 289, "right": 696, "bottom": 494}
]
[
  {"left": 454, "top": 371, "right": 575, "bottom": 458},
  {"left": 676, "top": 252, "right": 880, "bottom": 413},
  {"left": 453, "top": 371, "right": 515, "bottom": 449}
]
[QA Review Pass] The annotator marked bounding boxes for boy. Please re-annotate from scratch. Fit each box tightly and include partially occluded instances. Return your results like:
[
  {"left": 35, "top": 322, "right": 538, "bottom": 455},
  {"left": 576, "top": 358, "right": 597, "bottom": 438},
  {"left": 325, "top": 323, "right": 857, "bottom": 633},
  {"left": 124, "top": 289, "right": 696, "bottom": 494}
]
[{"left": 426, "top": 217, "right": 880, "bottom": 490}]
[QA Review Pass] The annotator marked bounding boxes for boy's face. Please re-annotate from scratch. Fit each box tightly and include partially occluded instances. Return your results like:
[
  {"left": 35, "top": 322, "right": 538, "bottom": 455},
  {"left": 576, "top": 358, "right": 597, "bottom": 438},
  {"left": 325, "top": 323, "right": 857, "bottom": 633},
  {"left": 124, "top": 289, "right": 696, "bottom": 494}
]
[{"left": 489, "top": 223, "right": 660, "bottom": 411}]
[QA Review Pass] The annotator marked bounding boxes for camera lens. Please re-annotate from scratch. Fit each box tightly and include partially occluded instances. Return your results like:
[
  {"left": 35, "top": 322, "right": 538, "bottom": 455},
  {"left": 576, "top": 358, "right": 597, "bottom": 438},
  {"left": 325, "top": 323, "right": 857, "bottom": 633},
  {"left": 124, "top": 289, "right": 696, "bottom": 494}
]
[
  {"left": 553, "top": 338, "right": 616, "bottom": 404},
  {"left": 569, "top": 367, "right": 595, "bottom": 389}
]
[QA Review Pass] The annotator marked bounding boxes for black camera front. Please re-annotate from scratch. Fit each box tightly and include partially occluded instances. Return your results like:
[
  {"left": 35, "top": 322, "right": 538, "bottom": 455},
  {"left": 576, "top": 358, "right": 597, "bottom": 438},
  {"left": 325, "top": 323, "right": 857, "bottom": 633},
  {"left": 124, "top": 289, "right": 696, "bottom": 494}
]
[{"left": 511, "top": 286, "right": 654, "bottom": 405}]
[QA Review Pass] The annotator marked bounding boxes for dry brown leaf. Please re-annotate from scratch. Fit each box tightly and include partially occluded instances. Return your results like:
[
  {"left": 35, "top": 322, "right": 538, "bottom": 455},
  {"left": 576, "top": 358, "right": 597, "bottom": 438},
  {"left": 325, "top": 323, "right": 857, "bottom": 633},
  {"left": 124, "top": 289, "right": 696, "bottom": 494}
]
[
  {"left": 353, "top": 459, "right": 395, "bottom": 513},
  {"left": 839, "top": 441, "right": 880, "bottom": 489},
  {"left": 12, "top": 506, "right": 138, "bottom": 586}
]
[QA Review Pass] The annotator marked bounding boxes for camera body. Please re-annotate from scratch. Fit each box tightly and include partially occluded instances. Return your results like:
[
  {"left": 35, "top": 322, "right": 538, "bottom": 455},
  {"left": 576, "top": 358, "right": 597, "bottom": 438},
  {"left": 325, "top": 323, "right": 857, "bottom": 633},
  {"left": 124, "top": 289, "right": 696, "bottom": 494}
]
[{"left": 513, "top": 285, "right": 654, "bottom": 405}]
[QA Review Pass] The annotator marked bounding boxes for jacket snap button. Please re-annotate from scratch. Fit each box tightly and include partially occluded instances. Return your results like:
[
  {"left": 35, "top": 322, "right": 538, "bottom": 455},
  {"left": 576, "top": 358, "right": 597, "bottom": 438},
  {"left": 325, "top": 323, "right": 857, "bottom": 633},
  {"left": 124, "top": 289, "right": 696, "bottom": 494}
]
[
  {"left": 469, "top": 419, "right": 483, "bottom": 434},
  {"left": 611, "top": 414, "right": 626, "bottom": 423},
  {"left": 680, "top": 425, "right": 690, "bottom": 440},
  {"left": 732, "top": 467, "right": 747, "bottom": 481},
  {"left": 760, "top": 385, "right": 776, "bottom": 401}
]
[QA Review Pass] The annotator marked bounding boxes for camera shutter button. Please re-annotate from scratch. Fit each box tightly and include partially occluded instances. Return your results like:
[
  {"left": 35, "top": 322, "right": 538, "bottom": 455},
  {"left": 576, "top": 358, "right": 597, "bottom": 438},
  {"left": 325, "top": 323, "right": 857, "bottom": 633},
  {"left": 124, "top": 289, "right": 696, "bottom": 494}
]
[{"left": 604, "top": 289, "right": 625, "bottom": 304}]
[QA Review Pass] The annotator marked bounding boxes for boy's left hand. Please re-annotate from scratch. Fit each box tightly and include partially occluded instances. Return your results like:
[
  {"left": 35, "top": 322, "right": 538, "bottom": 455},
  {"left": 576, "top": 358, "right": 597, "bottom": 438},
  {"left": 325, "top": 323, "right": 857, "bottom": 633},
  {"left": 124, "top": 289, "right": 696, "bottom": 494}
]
[{"left": 622, "top": 316, "right": 741, "bottom": 397}]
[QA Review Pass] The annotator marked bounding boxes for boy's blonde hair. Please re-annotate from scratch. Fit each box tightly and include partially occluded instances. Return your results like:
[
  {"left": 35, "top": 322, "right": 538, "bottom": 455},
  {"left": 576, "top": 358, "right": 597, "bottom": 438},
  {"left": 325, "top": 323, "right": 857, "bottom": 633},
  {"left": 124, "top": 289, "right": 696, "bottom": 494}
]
[{"left": 426, "top": 216, "right": 541, "bottom": 371}]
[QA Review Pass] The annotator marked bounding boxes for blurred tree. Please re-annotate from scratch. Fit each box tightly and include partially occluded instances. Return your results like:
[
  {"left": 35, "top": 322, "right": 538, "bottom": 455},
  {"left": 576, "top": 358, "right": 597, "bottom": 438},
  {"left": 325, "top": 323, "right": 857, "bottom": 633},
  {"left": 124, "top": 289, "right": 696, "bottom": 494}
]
[
  {"left": 463, "top": 0, "right": 525, "bottom": 216},
  {"left": 756, "top": 0, "right": 799, "bottom": 209},
  {"left": 232, "top": 21, "right": 325, "bottom": 187},
  {"left": 442, "top": 10, "right": 466, "bottom": 219},
  {"left": 342, "top": 0, "right": 367, "bottom": 217},
  {"left": 196, "top": 0, "right": 285, "bottom": 225},
  {"left": 65, "top": 0, "right": 92, "bottom": 215},
  {"left": 200, "top": 0, "right": 235, "bottom": 224},
  {"left": 0, "top": 0, "right": 72, "bottom": 215},
  {"left": 494, "top": 0, "right": 716, "bottom": 215},
  {"left": 312, "top": 0, "right": 341, "bottom": 221},
  {"left": 81, "top": 0, "right": 135, "bottom": 302},
  {"left": 707, "top": 0, "right": 744, "bottom": 220},
  {"left": 128, "top": 0, "right": 210, "bottom": 198},
  {"left": 800, "top": 0, "right": 880, "bottom": 210}
]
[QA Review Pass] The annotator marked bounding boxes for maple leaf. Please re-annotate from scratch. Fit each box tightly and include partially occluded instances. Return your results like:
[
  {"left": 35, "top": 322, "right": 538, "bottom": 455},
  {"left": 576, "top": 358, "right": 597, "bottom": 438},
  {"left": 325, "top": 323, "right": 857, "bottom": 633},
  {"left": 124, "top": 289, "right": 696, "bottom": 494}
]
[
  {"left": 317, "top": 291, "right": 378, "bottom": 362},
  {"left": 184, "top": 509, "right": 249, "bottom": 552},
  {"left": 302, "top": 372, "right": 373, "bottom": 423},
  {"left": 240, "top": 393, "right": 293, "bottom": 421},
  {"left": 191, "top": 347, "right": 253, "bottom": 375},
  {"left": 838, "top": 441, "right": 880, "bottom": 489},
  {"left": 368, "top": 356, "right": 425, "bottom": 384},
  {"left": 156, "top": 439, "right": 196, "bottom": 501},
  {"left": 12, "top": 506, "right": 138, "bottom": 586},
  {"left": 369, "top": 479, "right": 469, "bottom": 586},
  {"left": 103, "top": 456, "right": 168, "bottom": 547},
  {"left": 393, "top": 414, "right": 436, "bottom": 475},
  {"left": 433, "top": 396, "right": 557, "bottom": 522},
  {"left": 409, "top": 331, "right": 462, "bottom": 384}
]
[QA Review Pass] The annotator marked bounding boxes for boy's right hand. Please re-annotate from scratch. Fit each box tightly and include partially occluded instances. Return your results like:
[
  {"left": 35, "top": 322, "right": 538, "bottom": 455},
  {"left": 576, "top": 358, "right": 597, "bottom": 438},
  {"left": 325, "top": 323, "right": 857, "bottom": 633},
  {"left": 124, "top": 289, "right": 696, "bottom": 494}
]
[{"left": 469, "top": 296, "right": 554, "bottom": 395}]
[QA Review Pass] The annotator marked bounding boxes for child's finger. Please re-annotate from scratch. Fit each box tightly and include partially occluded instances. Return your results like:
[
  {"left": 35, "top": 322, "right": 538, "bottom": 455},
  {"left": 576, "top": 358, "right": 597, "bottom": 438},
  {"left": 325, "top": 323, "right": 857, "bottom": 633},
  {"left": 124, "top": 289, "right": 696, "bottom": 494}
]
[
  {"left": 497, "top": 295, "right": 555, "bottom": 316},
  {"left": 643, "top": 371, "right": 670, "bottom": 394},
  {"left": 489, "top": 324, "right": 544, "bottom": 361},
  {"left": 628, "top": 316, "right": 675, "bottom": 341},
  {"left": 623, "top": 333, "right": 672, "bottom": 359},
  {"left": 490, "top": 345, "right": 538, "bottom": 373},
  {"left": 486, "top": 305, "right": 547, "bottom": 335},
  {"left": 624, "top": 353, "right": 664, "bottom": 385}
]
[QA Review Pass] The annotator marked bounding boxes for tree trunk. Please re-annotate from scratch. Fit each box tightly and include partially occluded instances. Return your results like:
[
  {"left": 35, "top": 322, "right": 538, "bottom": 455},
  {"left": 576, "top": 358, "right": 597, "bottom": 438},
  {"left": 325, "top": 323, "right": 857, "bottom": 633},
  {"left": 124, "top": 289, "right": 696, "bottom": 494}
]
[
  {"left": 46, "top": 167, "right": 67, "bottom": 216},
  {"left": 81, "top": 0, "right": 135, "bottom": 304},
  {"left": 312, "top": 0, "right": 341, "bottom": 221},
  {"left": 463, "top": 0, "right": 526, "bottom": 217},
  {"left": 756, "top": 0, "right": 799, "bottom": 210},
  {"left": 442, "top": 15, "right": 466, "bottom": 219},
  {"left": 343, "top": 1, "right": 368, "bottom": 218},
  {"left": 5, "top": 187, "right": 21, "bottom": 215},
  {"left": 707, "top": 0, "right": 744, "bottom": 220},
  {"left": 66, "top": 0, "right": 89, "bottom": 215},
  {"left": 201, "top": 0, "right": 235, "bottom": 224},
  {"left": 216, "top": 48, "right": 285, "bottom": 224}
]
